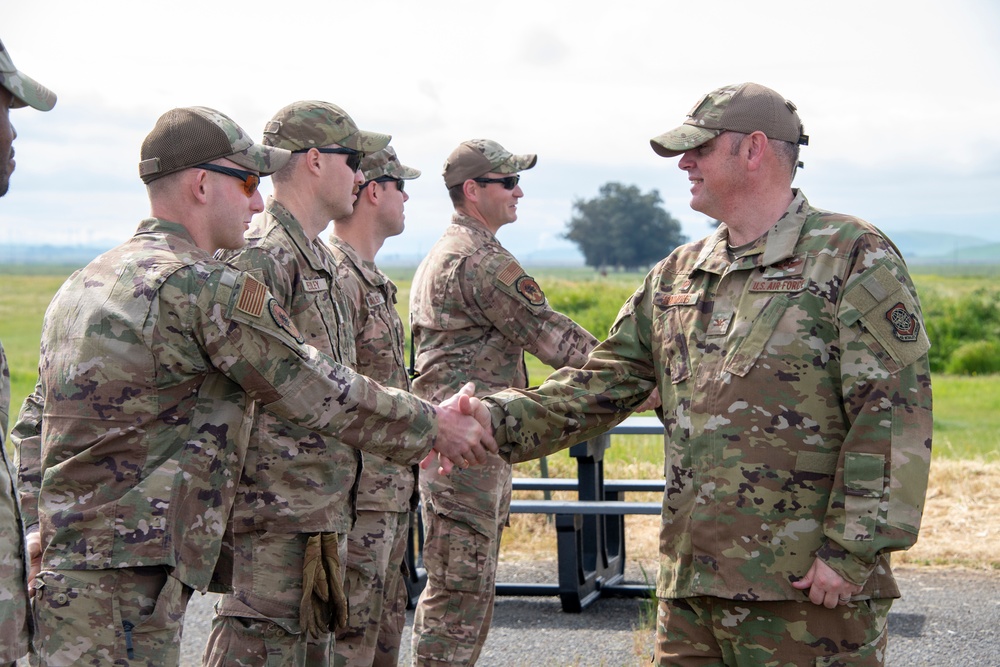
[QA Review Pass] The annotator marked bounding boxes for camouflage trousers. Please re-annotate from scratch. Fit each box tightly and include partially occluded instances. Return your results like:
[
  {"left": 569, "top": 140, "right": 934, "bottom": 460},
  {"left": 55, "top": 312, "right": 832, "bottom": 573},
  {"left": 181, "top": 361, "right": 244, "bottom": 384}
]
[
  {"left": 203, "top": 531, "right": 345, "bottom": 667},
  {"left": 410, "top": 498, "right": 508, "bottom": 666},
  {"left": 654, "top": 595, "right": 893, "bottom": 666},
  {"left": 33, "top": 567, "right": 192, "bottom": 666},
  {"left": 0, "top": 466, "right": 30, "bottom": 664},
  {"left": 333, "top": 509, "right": 409, "bottom": 667}
]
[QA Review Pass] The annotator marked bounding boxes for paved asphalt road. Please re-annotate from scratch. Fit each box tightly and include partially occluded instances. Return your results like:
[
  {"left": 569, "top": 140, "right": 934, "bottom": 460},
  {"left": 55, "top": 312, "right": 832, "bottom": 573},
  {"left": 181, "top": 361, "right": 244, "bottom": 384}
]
[{"left": 179, "top": 565, "right": 999, "bottom": 666}]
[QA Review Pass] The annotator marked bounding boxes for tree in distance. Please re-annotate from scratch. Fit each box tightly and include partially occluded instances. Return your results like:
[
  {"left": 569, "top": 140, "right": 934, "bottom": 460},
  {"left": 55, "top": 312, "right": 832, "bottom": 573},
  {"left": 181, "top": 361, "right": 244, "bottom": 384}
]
[{"left": 563, "top": 182, "right": 687, "bottom": 272}]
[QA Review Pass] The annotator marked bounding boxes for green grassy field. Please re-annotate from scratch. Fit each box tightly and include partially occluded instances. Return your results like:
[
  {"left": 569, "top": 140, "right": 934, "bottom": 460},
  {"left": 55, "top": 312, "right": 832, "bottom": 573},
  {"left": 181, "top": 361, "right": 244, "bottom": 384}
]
[{"left": 2, "top": 268, "right": 997, "bottom": 462}]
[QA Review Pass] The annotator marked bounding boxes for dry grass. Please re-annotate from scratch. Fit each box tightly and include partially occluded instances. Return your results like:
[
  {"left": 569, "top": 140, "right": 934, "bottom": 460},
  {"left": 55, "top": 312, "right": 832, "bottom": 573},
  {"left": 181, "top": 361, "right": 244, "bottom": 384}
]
[
  {"left": 894, "top": 458, "right": 1000, "bottom": 570},
  {"left": 501, "top": 457, "right": 1000, "bottom": 665},
  {"left": 503, "top": 457, "right": 1000, "bottom": 571}
]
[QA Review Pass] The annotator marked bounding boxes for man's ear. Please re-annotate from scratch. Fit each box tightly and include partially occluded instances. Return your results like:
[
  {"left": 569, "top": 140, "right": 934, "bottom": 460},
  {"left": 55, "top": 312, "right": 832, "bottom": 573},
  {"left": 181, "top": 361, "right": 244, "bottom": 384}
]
[
  {"left": 189, "top": 168, "right": 210, "bottom": 204},
  {"left": 745, "top": 131, "right": 769, "bottom": 171},
  {"left": 462, "top": 178, "right": 479, "bottom": 203}
]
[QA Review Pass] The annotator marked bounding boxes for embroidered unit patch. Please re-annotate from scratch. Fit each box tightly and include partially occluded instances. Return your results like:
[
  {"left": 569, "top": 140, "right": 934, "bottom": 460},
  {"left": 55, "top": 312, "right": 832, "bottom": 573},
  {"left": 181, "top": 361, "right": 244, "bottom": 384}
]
[
  {"left": 885, "top": 301, "right": 920, "bottom": 342},
  {"left": 515, "top": 275, "right": 545, "bottom": 306},
  {"left": 268, "top": 298, "right": 305, "bottom": 343}
]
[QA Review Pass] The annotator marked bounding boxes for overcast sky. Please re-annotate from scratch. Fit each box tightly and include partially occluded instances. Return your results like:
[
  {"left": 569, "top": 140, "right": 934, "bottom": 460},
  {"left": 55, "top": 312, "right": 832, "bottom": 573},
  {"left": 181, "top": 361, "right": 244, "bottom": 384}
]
[{"left": 2, "top": 0, "right": 999, "bottom": 261}]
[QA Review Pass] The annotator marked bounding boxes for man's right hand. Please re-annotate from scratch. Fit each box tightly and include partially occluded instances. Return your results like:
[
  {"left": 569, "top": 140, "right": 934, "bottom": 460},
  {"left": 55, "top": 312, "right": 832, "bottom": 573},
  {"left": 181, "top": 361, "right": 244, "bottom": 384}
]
[{"left": 428, "top": 382, "right": 497, "bottom": 474}]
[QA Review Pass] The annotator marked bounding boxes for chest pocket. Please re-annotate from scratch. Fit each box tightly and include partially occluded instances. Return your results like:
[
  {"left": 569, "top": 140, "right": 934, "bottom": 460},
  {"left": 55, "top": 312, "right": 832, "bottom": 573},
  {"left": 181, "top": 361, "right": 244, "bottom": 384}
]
[
  {"left": 724, "top": 294, "right": 790, "bottom": 377},
  {"left": 652, "top": 297, "right": 694, "bottom": 385}
]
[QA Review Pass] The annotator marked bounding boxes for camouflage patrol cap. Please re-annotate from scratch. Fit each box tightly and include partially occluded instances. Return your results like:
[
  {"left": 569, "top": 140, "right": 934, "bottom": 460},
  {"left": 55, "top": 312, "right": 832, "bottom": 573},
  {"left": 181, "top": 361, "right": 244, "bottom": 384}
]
[
  {"left": 0, "top": 37, "right": 56, "bottom": 111},
  {"left": 262, "top": 100, "right": 391, "bottom": 153},
  {"left": 139, "top": 107, "right": 291, "bottom": 184},
  {"left": 650, "top": 82, "right": 808, "bottom": 158},
  {"left": 443, "top": 139, "right": 537, "bottom": 189},
  {"left": 361, "top": 147, "right": 421, "bottom": 182}
]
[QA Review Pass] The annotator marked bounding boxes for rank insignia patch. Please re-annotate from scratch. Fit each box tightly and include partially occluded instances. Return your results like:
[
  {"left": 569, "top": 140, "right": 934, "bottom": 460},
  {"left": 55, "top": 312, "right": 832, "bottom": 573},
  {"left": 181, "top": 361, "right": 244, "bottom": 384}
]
[
  {"left": 885, "top": 301, "right": 920, "bottom": 342},
  {"left": 515, "top": 275, "right": 545, "bottom": 306},
  {"left": 269, "top": 298, "right": 305, "bottom": 343}
]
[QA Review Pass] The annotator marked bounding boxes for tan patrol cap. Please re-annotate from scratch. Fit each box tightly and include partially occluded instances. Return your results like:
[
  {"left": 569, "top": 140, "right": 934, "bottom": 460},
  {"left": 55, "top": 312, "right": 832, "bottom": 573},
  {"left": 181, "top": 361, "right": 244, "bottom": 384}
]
[
  {"left": 361, "top": 147, "right": 421, "bottom": 182},
  {"left": 443, "top": 139, "right": 536, "bottom": 189},
  {"left": 0, "top": 37, "right": 56, "bottom": 111},
  {"left": 650, "top": 82, "right": 808, "bottom": 158},
  {"left": 139, "top": 107, "right": 291, "bottom": 184},
  {"left": 262, "top": 100, "right": 390, "bottom": 154}
]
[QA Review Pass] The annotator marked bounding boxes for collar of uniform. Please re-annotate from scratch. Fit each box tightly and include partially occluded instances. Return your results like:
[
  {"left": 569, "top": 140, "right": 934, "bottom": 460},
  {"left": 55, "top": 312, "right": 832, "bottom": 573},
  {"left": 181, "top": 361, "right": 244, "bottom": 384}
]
[
  {"left": 265, "top": 196, "right": 337, "bottom": 275},
  {"left": 451, "top": 212, "right": 500, "bottom": 244},
  {"left": 691, "top": 225, "right": 732, "bottom": 275},
  {"left": 327, "top": 234, "right": 387, "bottom": 288},
  {"left": 759, "top": 189, "right": 809, "bottom": 267},
  {"left": 135, "top": 217, "right": 202, "bottom": 251}
]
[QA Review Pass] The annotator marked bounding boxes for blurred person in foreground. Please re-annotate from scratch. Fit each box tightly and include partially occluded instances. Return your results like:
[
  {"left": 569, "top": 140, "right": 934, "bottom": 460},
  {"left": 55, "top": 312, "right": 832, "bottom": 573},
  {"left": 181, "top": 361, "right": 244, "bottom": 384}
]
[
  {"left": 478, "top": 83, "right": 932, "bottom": 666},
  {"left": 0, "top": 35, "right": 56, "bottom": 666},
  {"left": 328, "top": 146, "right": 421, "bottom": 666},
  {"left": 408, "top": 139, "right": 598, "bottom": 666},
  {"left": 11, "top": 106, "right": 494, "bottom": 666}
]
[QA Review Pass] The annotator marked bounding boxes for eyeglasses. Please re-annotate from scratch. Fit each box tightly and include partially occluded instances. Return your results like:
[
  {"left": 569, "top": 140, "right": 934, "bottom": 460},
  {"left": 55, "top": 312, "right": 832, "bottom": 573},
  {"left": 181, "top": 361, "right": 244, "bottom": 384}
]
[
  {"left": 363, "top": 176, "right": 404, "bottom": 193},
  {"left": 194, "top": 163, "right": 260, "bottom": 197},
  {"left": 473, "top": 175, "right": 520, "bottom": 190},
  {"left": 293, "top": 146, "right": 363, "bottom": 172}
]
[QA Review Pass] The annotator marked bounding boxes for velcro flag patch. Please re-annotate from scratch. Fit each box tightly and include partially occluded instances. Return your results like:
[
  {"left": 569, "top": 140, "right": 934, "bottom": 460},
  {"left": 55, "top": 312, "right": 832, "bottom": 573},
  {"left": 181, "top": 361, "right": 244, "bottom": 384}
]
[
  {"left": 236, "top": 274, "right": 268, "bottom": 318},
  {"left": 497, "top": 260, "right": 522, "bottom": 286}
]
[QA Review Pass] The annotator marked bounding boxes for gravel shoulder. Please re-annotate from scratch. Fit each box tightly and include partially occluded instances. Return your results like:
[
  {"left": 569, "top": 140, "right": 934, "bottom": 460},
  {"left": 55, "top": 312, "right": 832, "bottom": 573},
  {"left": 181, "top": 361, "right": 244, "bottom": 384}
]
[{"left": 180, "top": 564, "right": 999, "bottom": 666}]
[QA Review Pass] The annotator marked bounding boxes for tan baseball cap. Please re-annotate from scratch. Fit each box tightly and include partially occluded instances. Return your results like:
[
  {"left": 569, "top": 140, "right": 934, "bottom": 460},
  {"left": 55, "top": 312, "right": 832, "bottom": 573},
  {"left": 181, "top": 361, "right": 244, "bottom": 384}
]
[
  {"left": 442, "top": 139, "right": 536, "bottom": 188},
  {"left": 361, "top": 147, "right": 421, "bottom": 182},
  {"left": 650, "top": 82, "right": 808, "bottom": 158},
  {"left": 262, "top": 100, "right": 390, "bottom": 154},
  {"left": 0, "top": 37, "right": 56, "bottom": 111},
  {"left": 139, "top": 107, "right": 291, "bottom": 184}
]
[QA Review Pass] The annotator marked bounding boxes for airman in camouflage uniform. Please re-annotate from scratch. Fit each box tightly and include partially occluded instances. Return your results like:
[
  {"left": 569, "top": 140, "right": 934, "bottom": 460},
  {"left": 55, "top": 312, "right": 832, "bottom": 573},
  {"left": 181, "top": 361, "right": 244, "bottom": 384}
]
[
  {"left": 328, "top": 147, "right": 422, "bottom": 667},
  {"left": 203, "top": 104, "right": 419, "bottom": 667},
  {"left": 10, "top": 107, "right": 494, "bottom": 667},
  {"left": 409, "top": 139, "right": 598, "bottom": 666},
  {"left": 483, "top": 84, "right": 933, "bottom": 666},
  {"left": 0, "top": 35, "right": 55, "bottom": 666}
]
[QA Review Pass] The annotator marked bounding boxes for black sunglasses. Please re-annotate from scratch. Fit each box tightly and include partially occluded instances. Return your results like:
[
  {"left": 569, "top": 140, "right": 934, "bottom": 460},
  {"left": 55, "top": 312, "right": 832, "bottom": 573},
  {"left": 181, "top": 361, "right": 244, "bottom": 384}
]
[
  {"left": 362, "top": 176, "right": 404, "bottom": 192},
  {"left": 473, "top": 175, "right": 519, "bottom": 190},
  {"left": 193, "top": 163, "right": 260, "bottom": 197},
  {"left": 293, "top": 146, "right": 363, "bottom": 172}
]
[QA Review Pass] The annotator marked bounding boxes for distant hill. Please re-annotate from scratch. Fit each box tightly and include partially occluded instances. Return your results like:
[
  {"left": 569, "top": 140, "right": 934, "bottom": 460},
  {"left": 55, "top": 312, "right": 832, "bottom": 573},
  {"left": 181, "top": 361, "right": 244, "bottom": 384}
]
[
  {"left": 0, "top": 243, "right": 110, "bottom": 267},
  {"left": 887, "top": 231, "right": 999, "bottom": 262},
  {"left": 2, "top": 233, "right": 996, "bottom": 268}
]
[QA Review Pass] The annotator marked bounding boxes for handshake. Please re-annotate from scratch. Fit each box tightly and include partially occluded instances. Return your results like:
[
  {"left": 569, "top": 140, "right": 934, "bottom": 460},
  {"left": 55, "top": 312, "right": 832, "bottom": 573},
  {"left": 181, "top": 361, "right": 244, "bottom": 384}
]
[{"left": 426, "top": 382, "right": 497, "bottom": 474}]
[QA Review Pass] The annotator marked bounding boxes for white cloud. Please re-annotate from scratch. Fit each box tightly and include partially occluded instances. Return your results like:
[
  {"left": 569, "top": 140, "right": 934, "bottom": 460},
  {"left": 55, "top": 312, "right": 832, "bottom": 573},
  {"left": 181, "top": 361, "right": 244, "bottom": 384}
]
[{"left": 2, "top": 0, "right": 999, "bottom": 255}]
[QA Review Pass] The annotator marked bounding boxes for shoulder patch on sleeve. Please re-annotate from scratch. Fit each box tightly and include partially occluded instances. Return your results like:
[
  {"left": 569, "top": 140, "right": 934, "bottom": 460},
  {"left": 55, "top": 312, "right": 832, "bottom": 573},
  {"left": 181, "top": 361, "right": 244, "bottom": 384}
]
[
  {"left": 268, "top": 299, "right": 305, "bottom": 344},
  {"left": 236, "top": 274, "right": 268, "bottom": 318},
  {"left": 515, "top": 275, "right": 546, "bottom": 306},
  {"left": 497, "top": 260, "right": 523, "bottom": 286},
  {"left": 842, "top": 263, "right": 929, "bottom": 370}
]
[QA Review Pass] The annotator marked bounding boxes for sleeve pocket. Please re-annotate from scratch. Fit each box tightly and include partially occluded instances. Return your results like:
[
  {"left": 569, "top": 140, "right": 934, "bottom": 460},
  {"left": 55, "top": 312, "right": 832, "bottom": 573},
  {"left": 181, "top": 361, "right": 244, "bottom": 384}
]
[{"left": 843, "top": 452, "right": 886, "bottom": 541}]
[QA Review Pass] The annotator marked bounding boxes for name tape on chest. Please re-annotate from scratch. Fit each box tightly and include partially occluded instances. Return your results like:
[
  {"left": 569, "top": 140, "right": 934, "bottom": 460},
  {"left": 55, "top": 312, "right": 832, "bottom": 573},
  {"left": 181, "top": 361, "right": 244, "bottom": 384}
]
[
  {"left": 749, "top": 277, "right": 807, "bottom": 292},
  {"left": 365, "top": 291, "right": 386, "bottom": 308},
  {"left": 302, "top": 278, "right": 329, "bottom": 292},
  {"left": 653, "top": 291, "right": 700, "bottom": 307}
]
